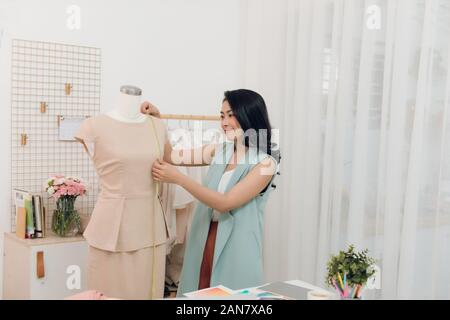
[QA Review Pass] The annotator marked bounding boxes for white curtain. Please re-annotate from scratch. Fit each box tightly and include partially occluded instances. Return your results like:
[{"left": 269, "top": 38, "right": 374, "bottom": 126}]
[{"left": 240, "top": 0, "right": 450, "bottom": 299}]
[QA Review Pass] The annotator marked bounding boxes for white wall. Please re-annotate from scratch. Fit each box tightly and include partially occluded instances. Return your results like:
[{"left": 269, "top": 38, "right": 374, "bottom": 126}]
[{"left": 0, "top": 0, "right": 244, "bottom": 298}]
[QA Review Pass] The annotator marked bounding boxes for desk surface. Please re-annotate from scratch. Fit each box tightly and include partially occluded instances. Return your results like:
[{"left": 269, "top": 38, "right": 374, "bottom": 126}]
[
  {"left": 170, "top": 280, "right": 335, "bottom": 300},
  {"left": 4, "top": 231, "right": 85, "bottom": 247},
  {"left": 241, "top": 280, "right": 334, "bottom": 298}
]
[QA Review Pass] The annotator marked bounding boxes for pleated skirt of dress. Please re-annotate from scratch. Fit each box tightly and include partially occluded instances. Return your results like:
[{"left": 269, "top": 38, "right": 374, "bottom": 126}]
[{"left": 86, "top": 244, "right": 166, "bottom": 300}]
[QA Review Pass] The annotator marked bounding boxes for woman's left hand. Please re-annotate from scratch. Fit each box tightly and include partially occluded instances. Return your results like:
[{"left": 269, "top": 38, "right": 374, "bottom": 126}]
[
  {"left": 152, "top": 159, "right": 183, "bottom": 184},
  {"left": 140, "top": 101, "right": 161, "bottom": 118}
]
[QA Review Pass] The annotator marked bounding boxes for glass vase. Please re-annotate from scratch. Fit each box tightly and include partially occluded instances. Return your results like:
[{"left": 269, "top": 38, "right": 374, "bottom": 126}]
[{"left": 51, "top": 196, "right": 81, "bottom": 237}]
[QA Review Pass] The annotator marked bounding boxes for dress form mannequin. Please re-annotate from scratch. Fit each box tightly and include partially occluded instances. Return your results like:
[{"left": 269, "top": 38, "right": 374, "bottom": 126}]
[
  {"left": 107, "top": 85, "right": 147, "bottom": 123},
  {"left": 77, "top": 85, "right": 147, "bottom": 157},
  {"left": 74, "top": 84, "right": 169, "bottom": 299}
]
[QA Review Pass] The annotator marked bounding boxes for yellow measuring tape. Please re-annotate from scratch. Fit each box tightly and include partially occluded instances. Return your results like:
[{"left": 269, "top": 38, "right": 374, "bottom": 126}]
[{"left": 148, "top": 115, "right": 162, "bottom": 300}]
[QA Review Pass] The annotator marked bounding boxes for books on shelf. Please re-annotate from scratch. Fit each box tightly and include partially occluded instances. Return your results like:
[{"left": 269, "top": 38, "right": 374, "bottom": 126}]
[
  {"left": 24, "top": 193, "right": 34, "bottom": 238},
  {"left": 33, "top": 195, "right": 45, "bottom": 238},
  {"left": 14, "top": 189, "right": 28, "bottom": 239},
  {"left": 13, "top": 189, "right": 46, "bottom": 239}
]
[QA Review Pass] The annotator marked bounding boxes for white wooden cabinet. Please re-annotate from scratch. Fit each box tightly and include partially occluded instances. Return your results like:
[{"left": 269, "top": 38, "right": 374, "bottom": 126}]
[{"left": 2, "top": 232, "right": 88, "bottom": 299}]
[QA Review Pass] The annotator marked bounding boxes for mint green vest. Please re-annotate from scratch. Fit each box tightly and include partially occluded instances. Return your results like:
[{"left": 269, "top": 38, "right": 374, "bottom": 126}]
[{"left": 177, "top": 142, "right": 276, "bottom": 295}]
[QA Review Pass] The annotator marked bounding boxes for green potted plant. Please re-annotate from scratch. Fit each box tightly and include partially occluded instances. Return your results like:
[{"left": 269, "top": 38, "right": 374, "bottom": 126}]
[{"left": 326, "top": 244, "right": 376, "bottom": 300}]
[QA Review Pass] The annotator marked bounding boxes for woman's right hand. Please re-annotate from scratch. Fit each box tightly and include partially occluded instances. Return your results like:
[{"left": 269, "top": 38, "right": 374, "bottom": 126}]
[{"left": 140, "top": 101, "right": 161, "bottom": 118}]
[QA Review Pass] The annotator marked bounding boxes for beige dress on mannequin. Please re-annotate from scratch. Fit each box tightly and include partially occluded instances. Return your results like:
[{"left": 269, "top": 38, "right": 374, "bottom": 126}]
[{"left": 75, "top": 114, "right": 170, "bottom": 300}]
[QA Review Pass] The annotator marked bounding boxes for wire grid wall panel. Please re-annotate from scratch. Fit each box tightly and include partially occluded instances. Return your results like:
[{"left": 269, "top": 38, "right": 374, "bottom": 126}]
[{"left": 11, "top": 39, "right": 101, "bottom": 233}]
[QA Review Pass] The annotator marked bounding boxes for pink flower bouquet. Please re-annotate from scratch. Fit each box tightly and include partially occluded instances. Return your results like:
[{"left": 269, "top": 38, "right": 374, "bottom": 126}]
[{"left": 45, "top": 175, "right": 87, "bottom": 200}]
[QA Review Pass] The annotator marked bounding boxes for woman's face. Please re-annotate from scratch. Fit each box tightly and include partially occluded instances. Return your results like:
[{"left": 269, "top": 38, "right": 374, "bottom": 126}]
[{"left": 221, "top": 100, "right": 242, "bottom": 141}]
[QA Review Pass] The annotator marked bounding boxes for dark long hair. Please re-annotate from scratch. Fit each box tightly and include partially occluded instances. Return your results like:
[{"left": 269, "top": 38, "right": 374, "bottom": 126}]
[{"left": 223, "top": 89, "right": 280, "bottom": 164}]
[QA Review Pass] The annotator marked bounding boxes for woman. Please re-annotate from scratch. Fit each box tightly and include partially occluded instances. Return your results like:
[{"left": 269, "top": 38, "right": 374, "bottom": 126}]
[{"left": 142, "top": 89, "right": 279, "bottom": 295}]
